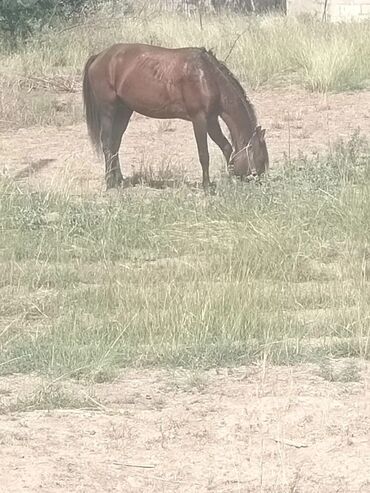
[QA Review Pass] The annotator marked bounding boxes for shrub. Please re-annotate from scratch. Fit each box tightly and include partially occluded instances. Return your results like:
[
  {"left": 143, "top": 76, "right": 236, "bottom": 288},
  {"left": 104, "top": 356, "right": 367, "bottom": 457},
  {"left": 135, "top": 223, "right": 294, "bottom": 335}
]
[{"left": 0, "top": 0, "right": 97, "bottom": 49}]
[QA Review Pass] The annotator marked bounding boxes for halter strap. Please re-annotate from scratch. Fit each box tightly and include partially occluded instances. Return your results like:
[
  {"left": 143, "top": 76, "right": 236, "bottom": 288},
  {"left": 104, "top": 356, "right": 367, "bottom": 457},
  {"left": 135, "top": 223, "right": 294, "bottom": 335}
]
[
  {"left": 227, "top": 143, "right": 256, "bottom": 176},
  {"left": 231, "top": 144, "right": 248, "bottom": 161}
]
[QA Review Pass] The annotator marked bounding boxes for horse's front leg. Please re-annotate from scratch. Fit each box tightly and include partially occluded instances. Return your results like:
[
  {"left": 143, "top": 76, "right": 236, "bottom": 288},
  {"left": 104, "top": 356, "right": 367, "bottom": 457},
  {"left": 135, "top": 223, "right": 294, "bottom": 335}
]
[{"left": 192, "top": 115, "right": 211, "bottom": 190}]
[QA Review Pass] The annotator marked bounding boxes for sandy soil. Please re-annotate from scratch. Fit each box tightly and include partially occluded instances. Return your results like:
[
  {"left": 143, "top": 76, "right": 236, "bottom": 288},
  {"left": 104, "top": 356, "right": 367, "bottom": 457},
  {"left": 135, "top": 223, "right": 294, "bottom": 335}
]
[
  {"left": 0, "top": 363, "right": 370, "bottom": 492},
  {"left": 0, "top": 88, "right": 369, "bottom": 193}
]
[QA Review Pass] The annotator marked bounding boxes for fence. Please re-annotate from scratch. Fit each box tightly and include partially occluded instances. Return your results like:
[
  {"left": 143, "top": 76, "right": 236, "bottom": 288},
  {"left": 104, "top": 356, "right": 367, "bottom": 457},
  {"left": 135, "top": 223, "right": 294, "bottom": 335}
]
[
  {"left": 152, "top": 0, "right": 285, "bottom": 13},
  {"left": 286, "top": 0, "right": 370, "bottom": 20}
]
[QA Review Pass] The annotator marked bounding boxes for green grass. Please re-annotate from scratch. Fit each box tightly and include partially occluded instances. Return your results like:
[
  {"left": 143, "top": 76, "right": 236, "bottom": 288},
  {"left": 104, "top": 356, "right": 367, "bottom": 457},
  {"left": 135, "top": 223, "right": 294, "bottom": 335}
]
[
  {"left": 0, "top": 6, "right": 370, "bottom": 126},
  {"left": 0, "top": 133, "right": 369, "bottom": 380}
]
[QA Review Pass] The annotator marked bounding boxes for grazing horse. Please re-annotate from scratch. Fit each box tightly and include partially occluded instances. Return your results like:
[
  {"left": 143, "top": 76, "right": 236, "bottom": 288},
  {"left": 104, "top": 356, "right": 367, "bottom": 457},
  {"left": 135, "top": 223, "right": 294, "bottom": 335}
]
[{"left": 83, "top": 43, "right": 269, "bottom": 190}]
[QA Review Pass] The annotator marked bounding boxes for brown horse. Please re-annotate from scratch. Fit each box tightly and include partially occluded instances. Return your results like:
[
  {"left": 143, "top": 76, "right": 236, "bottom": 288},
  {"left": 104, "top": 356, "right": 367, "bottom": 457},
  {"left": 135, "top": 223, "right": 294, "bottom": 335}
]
[{"left": 83, "top": 43, "right": 269, "bottom": 190}]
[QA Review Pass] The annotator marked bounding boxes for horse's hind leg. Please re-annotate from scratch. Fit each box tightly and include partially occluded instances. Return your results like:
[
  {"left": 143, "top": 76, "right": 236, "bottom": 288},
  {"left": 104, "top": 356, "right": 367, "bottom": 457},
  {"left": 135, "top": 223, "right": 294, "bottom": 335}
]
[
  {"left": 207, "top": 116, "right": 233, "bottom": 164},
  {"left": 101, "top": 102, "right": 133, "bottom": 190}
]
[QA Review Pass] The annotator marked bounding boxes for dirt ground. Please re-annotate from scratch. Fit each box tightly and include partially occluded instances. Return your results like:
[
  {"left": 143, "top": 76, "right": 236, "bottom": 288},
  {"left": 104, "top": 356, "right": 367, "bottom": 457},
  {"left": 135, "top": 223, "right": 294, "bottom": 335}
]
[
  {"left": 0, "top": 363, "right": 370, "bottom": 492},
  {"left": 0, "top": 88, "right": 369, "bottom": 193}
]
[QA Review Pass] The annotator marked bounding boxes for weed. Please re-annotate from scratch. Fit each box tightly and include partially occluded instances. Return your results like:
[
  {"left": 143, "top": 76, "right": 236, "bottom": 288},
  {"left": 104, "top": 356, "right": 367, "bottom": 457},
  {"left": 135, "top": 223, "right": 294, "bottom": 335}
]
[
  {"left": 318, "top": 357, "right": 362, "bottom": 383},
  {"left": 1, "top": 383, "right": 99, "bottom": 413}
]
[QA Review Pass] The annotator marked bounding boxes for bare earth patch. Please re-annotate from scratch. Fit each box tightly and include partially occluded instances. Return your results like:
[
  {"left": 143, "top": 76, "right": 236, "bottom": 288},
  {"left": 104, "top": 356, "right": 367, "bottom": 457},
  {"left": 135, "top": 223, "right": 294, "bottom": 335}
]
[
  {"left": 0, "top": 88, "right": 369, "bottom": 194},
  {"left": 0, "top": 363, "right": 370, "bottom": 492}
]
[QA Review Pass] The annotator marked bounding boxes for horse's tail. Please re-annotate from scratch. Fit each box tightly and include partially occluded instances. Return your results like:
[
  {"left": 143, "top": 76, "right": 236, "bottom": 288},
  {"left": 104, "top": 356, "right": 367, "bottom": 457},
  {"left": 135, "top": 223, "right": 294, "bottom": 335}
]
[{"left": 83, "top": 54, "right": 101, "bottom": 154}]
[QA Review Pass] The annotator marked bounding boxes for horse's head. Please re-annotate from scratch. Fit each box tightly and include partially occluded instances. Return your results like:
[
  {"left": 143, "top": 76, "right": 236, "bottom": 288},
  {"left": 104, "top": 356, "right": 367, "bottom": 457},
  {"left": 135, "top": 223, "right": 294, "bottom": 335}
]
[{"left": 229, "top": 126, "right": 269, "bottom": 178}]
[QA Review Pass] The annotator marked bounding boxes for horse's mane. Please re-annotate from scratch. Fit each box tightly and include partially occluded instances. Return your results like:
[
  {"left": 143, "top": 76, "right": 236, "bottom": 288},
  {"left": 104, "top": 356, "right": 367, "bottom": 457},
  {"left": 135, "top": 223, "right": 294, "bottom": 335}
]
[{"left": 202, "top": 49, "right": 257, "bottom": 127}]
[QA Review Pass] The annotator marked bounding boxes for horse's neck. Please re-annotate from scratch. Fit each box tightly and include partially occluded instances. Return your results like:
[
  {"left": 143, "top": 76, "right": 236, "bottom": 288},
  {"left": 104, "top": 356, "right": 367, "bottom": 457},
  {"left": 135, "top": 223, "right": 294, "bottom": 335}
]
[{"left": 221, "top": 96, "right": 255, "bottom": 152}]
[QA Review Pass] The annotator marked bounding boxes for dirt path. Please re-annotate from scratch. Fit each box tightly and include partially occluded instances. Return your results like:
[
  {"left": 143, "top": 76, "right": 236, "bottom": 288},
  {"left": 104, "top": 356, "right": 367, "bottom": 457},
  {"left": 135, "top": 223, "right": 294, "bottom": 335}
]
[
  {"left": 0, "top": 363, "right": 369, "bottom": 492},
  {"left": 1, "top": 89, "right": 369, "bottom": 194}
]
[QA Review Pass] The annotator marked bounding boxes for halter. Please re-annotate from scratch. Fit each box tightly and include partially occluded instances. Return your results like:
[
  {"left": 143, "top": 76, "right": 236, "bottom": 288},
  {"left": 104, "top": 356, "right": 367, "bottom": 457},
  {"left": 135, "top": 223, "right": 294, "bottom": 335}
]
[
  {"left": 227, "top": 142, "right": 257, "bottom": 177},
  {"left": 230, "top": 143, "right": 249, "bottom": 161}
]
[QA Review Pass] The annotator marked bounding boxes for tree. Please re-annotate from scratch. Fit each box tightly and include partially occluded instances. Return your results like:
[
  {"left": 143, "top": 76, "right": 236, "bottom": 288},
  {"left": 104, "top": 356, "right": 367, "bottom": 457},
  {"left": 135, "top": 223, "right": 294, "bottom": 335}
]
[{"left": 0, "top": 0, "right": 95, "bottom": 49}]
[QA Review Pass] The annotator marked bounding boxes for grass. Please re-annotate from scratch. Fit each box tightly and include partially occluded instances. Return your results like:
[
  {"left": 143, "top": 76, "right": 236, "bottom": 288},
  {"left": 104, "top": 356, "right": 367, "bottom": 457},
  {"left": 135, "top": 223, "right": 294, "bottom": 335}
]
[
  {"left": 0, "top": 5, "right": 370, "bottom": 126},
  {"left": 0, "top": 77, "right": 82, "bottom": 128},
  {"left": 0, "top": 382, "right": 99, "bottom": 413},
  {"left": 0, "top": 133, "right": 369, "bottom": 381},
  {"left": 317, "top": 357, "right": 362, "bottom": 383}
]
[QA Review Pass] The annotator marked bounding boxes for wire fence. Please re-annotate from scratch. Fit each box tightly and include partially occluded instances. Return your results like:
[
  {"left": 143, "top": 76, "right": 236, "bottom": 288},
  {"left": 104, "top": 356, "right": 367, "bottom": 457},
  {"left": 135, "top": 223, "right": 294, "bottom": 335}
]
[{"left": 143, "top": 0, "right": 285, "bottom": 14}]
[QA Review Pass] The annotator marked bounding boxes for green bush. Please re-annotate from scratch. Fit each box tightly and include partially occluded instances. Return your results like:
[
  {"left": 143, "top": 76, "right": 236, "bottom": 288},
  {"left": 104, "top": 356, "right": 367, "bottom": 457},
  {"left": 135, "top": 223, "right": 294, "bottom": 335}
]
[{"left": 0, "top": 0, "right": 96, "bottom": 48}]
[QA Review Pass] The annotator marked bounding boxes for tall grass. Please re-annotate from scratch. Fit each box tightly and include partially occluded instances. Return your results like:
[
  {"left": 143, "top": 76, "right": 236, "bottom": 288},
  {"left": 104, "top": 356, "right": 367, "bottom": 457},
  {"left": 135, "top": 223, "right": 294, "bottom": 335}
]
[
  {"left": 0, "top": 133, "right": 369, "bottom": 380},
  {"left": 1, "top": 8, "right": 370, "bottom": 87},
  {"left": 1, "top": 7, "right": 369, "bottom": 127}
]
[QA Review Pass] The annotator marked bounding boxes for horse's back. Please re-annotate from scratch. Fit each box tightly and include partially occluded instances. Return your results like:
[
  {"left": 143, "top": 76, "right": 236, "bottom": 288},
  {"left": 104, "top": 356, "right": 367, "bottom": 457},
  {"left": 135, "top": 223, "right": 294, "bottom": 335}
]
[
  {"left": 91, "top": 43, "right": 202, "bottom": 65},
  {"left": 86, "top": 43, "right": 219, "bottom": 119}
]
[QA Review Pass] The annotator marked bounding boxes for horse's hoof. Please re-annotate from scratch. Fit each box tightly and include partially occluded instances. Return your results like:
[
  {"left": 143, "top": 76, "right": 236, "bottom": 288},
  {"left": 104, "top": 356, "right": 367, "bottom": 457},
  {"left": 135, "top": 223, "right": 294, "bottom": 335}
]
[
  {"left": 106, "top": 180, "right": 120, "bottom": 191},
  {"left": 121, "top": 177, "right": 132, "bottom": 188},
  {"left": 203, "top": 183, "right": 216, "bottom": 195},
  {"left": 106, "top": 185, "right": 118, "bottom": 193},
  {"left": 209, "top": 182, "right": 217, "bottom": 195}
]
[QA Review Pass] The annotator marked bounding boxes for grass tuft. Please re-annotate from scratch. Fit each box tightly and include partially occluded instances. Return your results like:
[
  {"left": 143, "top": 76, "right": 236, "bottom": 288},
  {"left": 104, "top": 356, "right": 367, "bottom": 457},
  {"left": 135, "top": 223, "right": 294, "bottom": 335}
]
[{"left": 0, "top": 383, "right": 98, "bottom": 413}]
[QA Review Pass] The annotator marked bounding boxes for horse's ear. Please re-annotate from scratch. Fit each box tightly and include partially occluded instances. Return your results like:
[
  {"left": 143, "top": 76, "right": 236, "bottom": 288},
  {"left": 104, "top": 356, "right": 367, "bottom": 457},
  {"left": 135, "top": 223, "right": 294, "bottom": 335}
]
[{"left": 260, "top": 128, "right": 266, "bottom": 140}]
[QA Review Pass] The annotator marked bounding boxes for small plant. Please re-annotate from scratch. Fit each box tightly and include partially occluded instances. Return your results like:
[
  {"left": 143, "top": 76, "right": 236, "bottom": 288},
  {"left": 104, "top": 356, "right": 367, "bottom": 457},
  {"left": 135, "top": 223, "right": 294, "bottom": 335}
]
[
  {"left": 157, "top": 120, "right": 176, "bottom": 133},
  {"left": 184, "top": 371, "right": 209, "bottom": 392},
  {"left": 318, "top": 358, "right": 362, "bottom": 383},
  {"left": 2, "top": 383, "right": 99, "bottom": 413}
]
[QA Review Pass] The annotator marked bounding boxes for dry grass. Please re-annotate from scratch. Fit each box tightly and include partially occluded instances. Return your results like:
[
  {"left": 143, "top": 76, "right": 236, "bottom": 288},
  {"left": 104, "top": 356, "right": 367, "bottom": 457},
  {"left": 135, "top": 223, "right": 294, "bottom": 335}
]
[
  {"left": 0, "top": 75, "right": 81, "bottom": 128},
  {"left": 0, "top": 383, "right": 98, "bottom": 414},
  {"left": 0, "top": 7, "right": 369, "bottom": 126}
]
